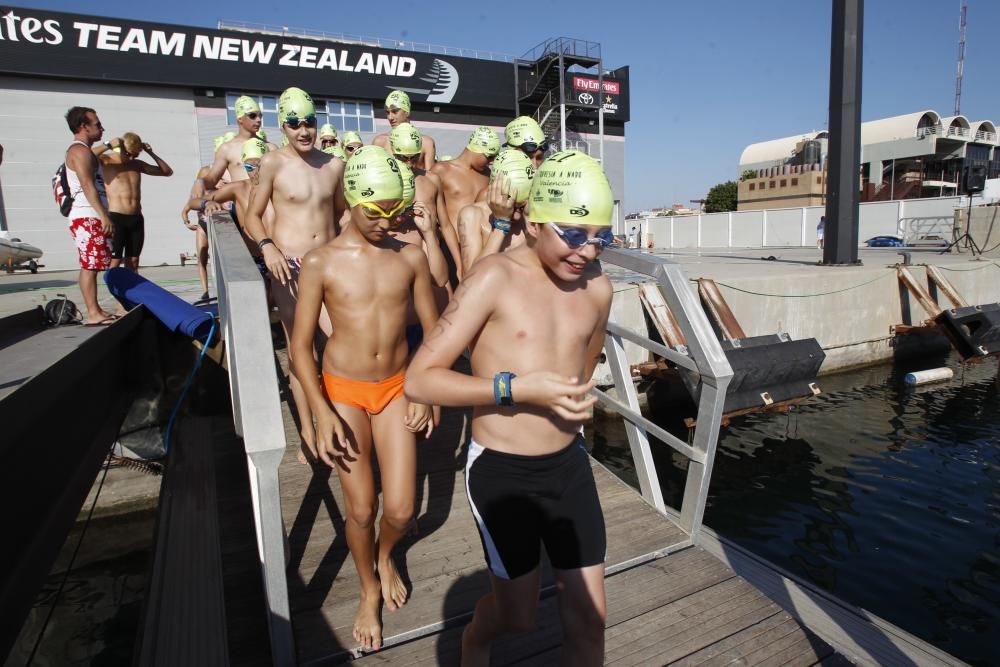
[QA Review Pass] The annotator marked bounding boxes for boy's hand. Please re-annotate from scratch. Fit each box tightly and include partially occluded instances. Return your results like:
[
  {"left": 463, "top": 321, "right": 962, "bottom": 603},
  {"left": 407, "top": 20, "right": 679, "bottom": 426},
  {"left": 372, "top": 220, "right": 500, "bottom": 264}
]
[
  {"left": 315, "top": 407, "right": 353, "bottom": 467},
  {"left": 405, "top": 401, "right": 435, "bottom": 437},
  {"left": 513, "top": 372, "right": 597, "bottom": 422},
  {"left": 487, "top": 174, "right": 515, "bottom": 221},
  {"left": 262, "top": 243, "right": 291, "bottom": 285},
  {"left": 412, "top": 201, "right": 437, "bottom": 236}
]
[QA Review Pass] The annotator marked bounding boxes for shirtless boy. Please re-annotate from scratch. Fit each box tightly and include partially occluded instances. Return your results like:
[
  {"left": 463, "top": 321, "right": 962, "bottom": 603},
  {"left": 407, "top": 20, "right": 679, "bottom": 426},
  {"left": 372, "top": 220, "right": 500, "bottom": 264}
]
[
  {"left": 430, "top": 126, "right": 500, "bottom": 272},
  {"left": 291, "top": 145, "right": 438, "bottom": 652},
  {"left": 456, "top": 149, "right": 534, "bottom": 274},
  {"left": 200, "top": 95, "right": 262, "bottom": 192},
  {"left": 318, "top": 123, "right": 338, "bottom": 150},
  {"left": 373, "top": 90, "right": 436, "bottom": 170},
  {"left": 389, "top": 122, "right": 460, "bottom": 282},
  {"left": 406, "top": 151, "right": 617, "bottom": 666},
  {"left": 503, "top": 116, "right": 550, "bottom": 169},
  {"left": 244, "top": 87, "right": 348, "bottom": 460},
  {"left": 98, "top": 132, "right": 173, "bottom": 271}
]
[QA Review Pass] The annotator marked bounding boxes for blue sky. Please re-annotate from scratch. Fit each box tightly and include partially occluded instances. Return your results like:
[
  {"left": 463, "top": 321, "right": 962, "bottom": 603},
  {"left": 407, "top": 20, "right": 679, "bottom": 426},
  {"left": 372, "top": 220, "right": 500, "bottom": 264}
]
[{"left": 12, "top": 0, "right": 999, "bottom": 211}]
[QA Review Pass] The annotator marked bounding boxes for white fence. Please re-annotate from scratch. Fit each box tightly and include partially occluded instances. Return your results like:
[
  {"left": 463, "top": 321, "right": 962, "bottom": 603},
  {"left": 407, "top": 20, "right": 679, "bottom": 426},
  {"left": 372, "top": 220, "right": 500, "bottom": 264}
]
[{"left": 629, "top": 195, "right": 977, "bottom": 249}]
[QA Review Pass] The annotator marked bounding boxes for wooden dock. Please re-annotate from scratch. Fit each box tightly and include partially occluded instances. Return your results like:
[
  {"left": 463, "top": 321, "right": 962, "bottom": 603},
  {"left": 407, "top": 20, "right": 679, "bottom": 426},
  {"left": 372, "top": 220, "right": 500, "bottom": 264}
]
[{"left": 268, "top": 353, "right": 848, "bottom": 666}]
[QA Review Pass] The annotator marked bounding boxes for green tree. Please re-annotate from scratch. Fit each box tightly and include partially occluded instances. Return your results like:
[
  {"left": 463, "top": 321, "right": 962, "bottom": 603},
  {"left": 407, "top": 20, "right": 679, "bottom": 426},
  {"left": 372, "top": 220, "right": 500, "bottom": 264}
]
[
  {"left": 740, "top": 169, "right": 757, "bottom": 181},
  {"left": 704, "top": 180, "right": 738, "bottom": 213}
]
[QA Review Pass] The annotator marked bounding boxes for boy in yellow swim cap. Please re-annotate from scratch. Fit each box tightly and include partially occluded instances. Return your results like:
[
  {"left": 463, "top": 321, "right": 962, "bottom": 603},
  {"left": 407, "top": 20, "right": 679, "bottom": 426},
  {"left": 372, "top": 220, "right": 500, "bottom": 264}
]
[
  {"left": 201, "top": 95, "right": 261, "bottom": 191},
  {"left": 372, "top": 90, "right": 437, "bottom": 171},
  {"left": 504, "top": 116, "right": 549, "bottom": 168},
  {"left": 406, "top": 150, "right": 615, "bottom": 665},
  {"left": 290, "top": 144, "right": 438, "bottom": 653}
]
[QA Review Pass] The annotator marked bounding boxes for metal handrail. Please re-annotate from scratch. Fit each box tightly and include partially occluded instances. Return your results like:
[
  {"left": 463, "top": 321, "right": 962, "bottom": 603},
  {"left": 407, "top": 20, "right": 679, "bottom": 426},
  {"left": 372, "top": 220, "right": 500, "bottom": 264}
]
[
  {"left": 974, "top": 130, "right": 997, "bottom": 142},
  {"left": 520, "top": 36, "right": 601, "bottom": 62},
  {"left": 946, "top": 126, "right": 970, "bottom": 138},
  {"left": 916, "top": 125, "right": 941, "bottom": 138},
  {"left": 209, "top": 214, "right": 294, "bottom": 666},
  {"left": 218, "top": 19, "right": 517, "bottom": 63},
  {"left": 595, "top": 247, "right": 733, "bottom": 538}
]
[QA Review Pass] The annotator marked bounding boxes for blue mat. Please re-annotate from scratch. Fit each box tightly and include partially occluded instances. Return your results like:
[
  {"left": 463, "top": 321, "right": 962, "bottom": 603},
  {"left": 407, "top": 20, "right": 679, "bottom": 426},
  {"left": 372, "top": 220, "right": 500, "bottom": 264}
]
[{"left": 105, "top": 268, "right": 215, "bottom": 341}]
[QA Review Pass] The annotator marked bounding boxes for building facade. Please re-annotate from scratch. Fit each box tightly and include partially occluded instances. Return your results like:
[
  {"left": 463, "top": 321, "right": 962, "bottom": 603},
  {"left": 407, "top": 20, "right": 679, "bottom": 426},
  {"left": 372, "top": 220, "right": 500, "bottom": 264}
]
[{"left": 0, "top": 7, "right": 630, "bottom": 270}]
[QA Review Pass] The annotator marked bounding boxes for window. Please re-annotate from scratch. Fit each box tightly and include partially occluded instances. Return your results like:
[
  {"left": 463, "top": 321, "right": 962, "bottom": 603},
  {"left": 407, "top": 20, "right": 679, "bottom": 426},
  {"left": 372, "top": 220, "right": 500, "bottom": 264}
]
[
  {"left": 749, "top": 183, "right": 756, "bottom": 191},
  {"left": 769, "top": 180, "right": 776, "bottom": 189},
  {"left": 791, "top": 177, "right": 799, "bottom": 186},
  {"left": 226, "top": 94, "right": 375, "bottom": 133},
  {"left": 816, "top": 177, "right": 822, "bottom": 184},
  {"left": 780, "top": 179, "right": 787, "bottom": 187}
]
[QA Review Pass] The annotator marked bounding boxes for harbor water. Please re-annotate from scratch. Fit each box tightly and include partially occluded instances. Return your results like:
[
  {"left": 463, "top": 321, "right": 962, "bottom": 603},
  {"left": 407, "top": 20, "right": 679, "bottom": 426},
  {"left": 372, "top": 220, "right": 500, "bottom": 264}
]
[{"left": 591, "top": 352, "right": 1000, "bottom": 666}]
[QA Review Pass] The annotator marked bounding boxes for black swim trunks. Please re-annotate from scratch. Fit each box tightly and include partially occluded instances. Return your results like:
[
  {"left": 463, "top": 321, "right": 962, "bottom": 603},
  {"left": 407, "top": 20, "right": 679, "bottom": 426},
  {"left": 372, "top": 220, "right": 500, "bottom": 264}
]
[
  {"left": 465, "top": 434, "right": 606, "bottom": 580},
  {"left": 109, "top": 211, "right": 145, "bottom": 259}
]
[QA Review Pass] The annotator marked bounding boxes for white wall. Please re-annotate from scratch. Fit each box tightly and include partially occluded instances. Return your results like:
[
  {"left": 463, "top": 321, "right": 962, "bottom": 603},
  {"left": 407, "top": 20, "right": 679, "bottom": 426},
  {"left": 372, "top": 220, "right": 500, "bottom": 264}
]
[
  {"left": 639, "top": 195, "right": 968, "bottom": 249},
  {"left": 0, "top": 76, "right": 204, "bottom": 271}
]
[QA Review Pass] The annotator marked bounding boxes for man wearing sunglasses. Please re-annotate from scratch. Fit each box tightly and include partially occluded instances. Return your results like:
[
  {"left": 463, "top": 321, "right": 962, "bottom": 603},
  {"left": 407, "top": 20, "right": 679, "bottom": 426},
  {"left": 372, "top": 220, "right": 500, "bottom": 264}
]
[
  {"left": 98, "top": 132, "right": 173, "bottom": 273},
  {"left": 406, "top": 150, "right": 614, "bottom": 666},
  {"left": 456, "top": 148, "right": 534, "bottom": 274},
  {"left": 430, "top": 126, "right": 501, "bottom": 277},
  {"left": 504, "top": 116, "right": 549, "bottom": 168},
  {"left": 200, "top": 95, "right": 262, "bottom": 194},
  {"left": 341, "top": 131, "right": 364, "bottom": 156},
  {"left": 244, "top": 86, "right": 349, "bottom": 464},
  {"left": 291, "top": 145, "right": 437, "bottom": 652},
  {"left": 372, "top": 90, "right": 437, "bottom": 171}
]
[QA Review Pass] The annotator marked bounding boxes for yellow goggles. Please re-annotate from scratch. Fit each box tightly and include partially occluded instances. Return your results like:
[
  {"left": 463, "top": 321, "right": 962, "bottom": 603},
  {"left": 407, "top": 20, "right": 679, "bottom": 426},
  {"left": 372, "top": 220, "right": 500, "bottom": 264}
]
[{"left": 358, "top": 200, "right": 406, "bottom": 219}]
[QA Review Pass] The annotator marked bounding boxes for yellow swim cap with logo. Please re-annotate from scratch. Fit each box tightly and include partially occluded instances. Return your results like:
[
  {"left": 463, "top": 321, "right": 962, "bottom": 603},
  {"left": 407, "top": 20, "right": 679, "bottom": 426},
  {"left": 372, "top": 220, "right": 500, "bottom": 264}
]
[
  {"left": 277, "top": 87, "right": 316, "bottom": 125},
  {"left": 528, "top": 151, "right": 613, "bottom": 227},
  {"left": 396, "top": 160, "right": 416, "bottom": 207},
  {"left": 319, "top": 123, "right": 337, "bottom": 140},
  {"left": 385, "top": 90, "right": 411, "bottom": 113},
  {"left": 389, "top": 123, "right": 422, "bottom": 156},
  {"left": 490, "top": 149, "right": 535, "bottom": 204},
  {"left": 234, "top": 95, "right": 260, "bottom": 119},
  {"left": 323, "top": 145, "right": 347, "bottom": 159},
  {"left": 256, "top": 129, "right": 268, "bottom": 142},
  {"left": 241, "top": 138, "right": 268, "bottom": 163},
  {"left": 504, "top": 116, "right": 545, "bottom": 147},
  {"left": 343, "top": 146, "right": 404, "bottom": 208},
  {"left": 341, "top": 131, "right": 363, "bottom": 148},
  {"left": 467, "top": 127, "right": 500, "bottom": 157}
]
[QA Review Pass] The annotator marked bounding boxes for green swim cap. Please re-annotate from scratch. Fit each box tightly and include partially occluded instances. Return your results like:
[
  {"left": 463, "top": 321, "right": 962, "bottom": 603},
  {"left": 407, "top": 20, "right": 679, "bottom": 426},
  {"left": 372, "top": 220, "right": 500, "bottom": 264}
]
[
  {"left": 277, "top": 87, "right": 316, "bottom": 125},
  {"left": 256, "top": 129, "right": 268, "bottom": 141},
  {"left": 343, "top": 146, "right": 404, "bottom": 208},
  {"left": 280, "top": 135, "right": 289, "bottom": 147},
  {"left": 389, "top": 123, "right": 422, "bottom": 156},
  {"left": 241, "top": 138, "right": 268, "bottom": 163},
  {"left": 234, "top": 95, "right": 260, "bottom": 119},
  {"left": 213, "top": 135, "right": 225, "bottom": 151},
  {"left": 319, "top": 123, "right": 337, "bottom": 140},
  {"left": 528, "top": 151, "right": 613, "bottom": 227},
  {"left": 467, "top": 127, "right": 500, "bottom": 157},
  {"left": 385, "top": 90, "right": 411, "bottom": 113},
  {"left": 490, "top": 149, "right": 535, "bottom": 205},
  {"left": 395, "top": 160, "right": 416, "bottom": 207},
  {"left": 341, "top": 131, "right": 363, "bottom": 148},
  {"left": 323, "top": 145, "right": 347, "bottom": 159},
  {"left": 504, "top": 116, "right": 545, "bottom": 147},
  {"left": 222, "top": 131, "right": 237, "bottom": 144}
]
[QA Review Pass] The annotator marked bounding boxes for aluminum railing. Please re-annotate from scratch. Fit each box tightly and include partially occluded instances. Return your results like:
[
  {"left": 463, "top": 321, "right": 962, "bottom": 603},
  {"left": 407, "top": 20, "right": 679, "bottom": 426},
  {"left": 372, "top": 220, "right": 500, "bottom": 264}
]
[
  {"left": 595, "top": 248, "right": 733, "bottom": 537},
  {"left": 520, "top": 36, "right": 601, "bottom": 62},
  {"left": 946, "top": 126, "right": 970, "bottom": 138},
  {"left": 209, "top": 214, "right": 294, "bottom": 666},
  {"left": 975, "top": 130, "right": 997, "bottom": 143},
  {"left": 916, "top": 125, "right": 941, "bottom": 138}
]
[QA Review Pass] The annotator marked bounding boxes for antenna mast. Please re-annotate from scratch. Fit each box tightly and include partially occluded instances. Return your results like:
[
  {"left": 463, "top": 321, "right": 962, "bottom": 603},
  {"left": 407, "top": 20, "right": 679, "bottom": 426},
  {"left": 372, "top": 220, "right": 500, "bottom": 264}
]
[{"left": 954, "top": 0, "right": 967, "bottom": 116}]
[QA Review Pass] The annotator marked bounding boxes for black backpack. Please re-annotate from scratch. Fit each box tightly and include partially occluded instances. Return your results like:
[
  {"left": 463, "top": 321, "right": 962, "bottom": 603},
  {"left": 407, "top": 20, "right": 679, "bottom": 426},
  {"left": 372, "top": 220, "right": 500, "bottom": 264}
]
[{"left": 52, "top": 162, "right": 74, "bottom": 217}]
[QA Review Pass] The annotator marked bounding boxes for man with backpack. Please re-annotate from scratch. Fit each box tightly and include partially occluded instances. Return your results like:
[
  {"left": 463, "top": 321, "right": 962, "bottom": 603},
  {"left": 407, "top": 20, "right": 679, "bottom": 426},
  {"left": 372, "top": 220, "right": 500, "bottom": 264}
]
[{"left": 64, "top": 106, "right": 117, "bottom": 326}]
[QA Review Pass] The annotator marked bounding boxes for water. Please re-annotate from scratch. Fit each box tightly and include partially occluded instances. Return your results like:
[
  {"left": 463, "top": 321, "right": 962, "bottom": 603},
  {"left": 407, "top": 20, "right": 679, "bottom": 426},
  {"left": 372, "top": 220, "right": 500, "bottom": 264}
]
[{"left": 591, "top": 354, "right": 1000, "bottom": 666}]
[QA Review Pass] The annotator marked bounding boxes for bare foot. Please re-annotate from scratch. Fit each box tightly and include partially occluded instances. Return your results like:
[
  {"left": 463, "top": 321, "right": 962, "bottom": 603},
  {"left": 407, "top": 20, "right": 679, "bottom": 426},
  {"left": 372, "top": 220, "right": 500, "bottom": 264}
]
[
  {"left": 377, "top": 555, "right": 408, "bottom": 611},
  {"left": 461, "top": 624, "right": 490, "bottom": 667},
  {"left": 353, "top": 586, "right": 383, "bottom": 652}
]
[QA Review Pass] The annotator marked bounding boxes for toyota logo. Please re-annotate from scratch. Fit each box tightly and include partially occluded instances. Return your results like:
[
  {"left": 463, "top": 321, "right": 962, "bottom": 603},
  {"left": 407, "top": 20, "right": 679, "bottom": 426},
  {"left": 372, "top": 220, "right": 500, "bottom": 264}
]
[{"left": 578, "top": 92, "right": 594, "bottom": 105}]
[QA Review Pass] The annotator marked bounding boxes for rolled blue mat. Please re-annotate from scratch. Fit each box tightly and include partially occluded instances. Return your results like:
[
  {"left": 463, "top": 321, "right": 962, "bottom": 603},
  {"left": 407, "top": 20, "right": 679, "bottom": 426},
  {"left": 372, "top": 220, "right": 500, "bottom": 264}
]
[{"left": 105, "top": 268, "right": 215, "bottom": 341}]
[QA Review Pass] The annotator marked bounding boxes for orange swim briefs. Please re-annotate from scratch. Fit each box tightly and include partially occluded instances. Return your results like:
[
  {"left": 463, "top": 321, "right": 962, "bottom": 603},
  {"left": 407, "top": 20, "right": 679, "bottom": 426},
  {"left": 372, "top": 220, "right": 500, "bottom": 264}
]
[{"left": 322, "top": 370, "right": 406, "bottom": 415}]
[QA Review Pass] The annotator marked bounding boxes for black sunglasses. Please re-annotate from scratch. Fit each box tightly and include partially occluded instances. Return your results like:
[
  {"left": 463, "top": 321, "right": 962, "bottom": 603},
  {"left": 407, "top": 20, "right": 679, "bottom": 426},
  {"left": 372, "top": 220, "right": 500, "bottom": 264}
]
[
  {"left": 244, "top": 112, "right": 260, "bottom": 120},
  {"left": 284, "top": 115, "right": 317, "bottom": 129},
  {"left": 516, "top": 141, "right": 549, "bottom": 154}
]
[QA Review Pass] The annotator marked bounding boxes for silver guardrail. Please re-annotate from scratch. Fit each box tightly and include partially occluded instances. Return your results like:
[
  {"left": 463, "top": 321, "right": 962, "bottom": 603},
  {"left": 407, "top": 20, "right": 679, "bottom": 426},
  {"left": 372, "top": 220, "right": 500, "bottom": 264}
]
[
  {"left": 596, "top": 247, "right": 733, "bottom": 538},
  {"left": 209, "top": 214, "right": 294, "bottom": 666}
]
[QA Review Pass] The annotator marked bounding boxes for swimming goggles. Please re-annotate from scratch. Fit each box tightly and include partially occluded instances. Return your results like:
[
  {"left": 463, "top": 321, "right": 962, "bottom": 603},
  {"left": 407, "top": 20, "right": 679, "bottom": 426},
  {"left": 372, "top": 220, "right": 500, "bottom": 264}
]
[
  {"left": 283, "top": 115, "right": 316, "bottom": 129},
  {"left": 243, "top": 163, "right": 258, "bottom": 173},
  {"left": 550, "top": 224, "right": 615, "bottom": 249},
  {"left": 358, "top": 200, "right": 406, "bottom": 219},
  {"left": 393, "top": 152, "right": 419, "bottom": 163},
  {"left": 515, "top": 141, "right": 549, "bottom": 154},
  {"left": 243, "top": 112, "right": 260, "bottom": 120}
]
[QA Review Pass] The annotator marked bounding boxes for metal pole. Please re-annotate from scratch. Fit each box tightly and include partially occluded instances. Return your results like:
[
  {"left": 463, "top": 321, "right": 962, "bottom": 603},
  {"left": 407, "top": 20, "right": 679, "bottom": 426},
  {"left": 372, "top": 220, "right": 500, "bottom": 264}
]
[
  {"left": 890, "top": 158, "right": 895, "bottom": 199},
  {"left": 598, "top": 67, "right": 605, "bottom": 163},
  {"left": 558, "top": 51, "right": 566, "bottom": 151},
  {"left": 513, "top": 60, "right": 520, "bottom": 117},
  {"left": 823, "top": 0, "right": 864, "bottom": 265}
]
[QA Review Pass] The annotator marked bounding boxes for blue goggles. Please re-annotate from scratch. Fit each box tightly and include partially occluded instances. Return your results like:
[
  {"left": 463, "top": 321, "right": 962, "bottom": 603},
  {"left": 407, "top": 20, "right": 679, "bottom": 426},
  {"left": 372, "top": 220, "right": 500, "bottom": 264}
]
[{"left": 550, "top": 224, "right": 615, "bottom": 249}]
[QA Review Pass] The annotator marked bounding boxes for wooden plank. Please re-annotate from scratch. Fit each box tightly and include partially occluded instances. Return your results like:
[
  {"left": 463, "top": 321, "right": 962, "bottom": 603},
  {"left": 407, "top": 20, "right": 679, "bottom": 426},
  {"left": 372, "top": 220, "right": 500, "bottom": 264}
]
[
  {"left": 639, "top": 282, "right": 688, "bottom": 348},
  {"left": 670, "top": 612, "right": 800, "bottom": 667},
  {"left": 749, "top": 632, "right": 835, "bottom": 667}
]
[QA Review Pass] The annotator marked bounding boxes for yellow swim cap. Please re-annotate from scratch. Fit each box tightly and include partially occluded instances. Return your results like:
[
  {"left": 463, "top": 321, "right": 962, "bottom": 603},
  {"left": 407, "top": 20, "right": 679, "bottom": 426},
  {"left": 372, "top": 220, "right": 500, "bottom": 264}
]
[
  {"left": 280, "top": 135, "right": 289, "bottom": 147},
  {"left": 234, "top": 95, "right": 260, "bottom": 119},
  {"left": 528, "top": 151, "right": 613, "bottom": 227},
  {"left": 256, "top": 129, "right": 268, "bottom": 141},
  {"left": 213, "top": 135, "right": 225, "bottom": 151},
  {"left": 341, "top": 131, "right": 363, "bottom": 148},
  {"left": 396, "top": 160, "right": 416, "bottom": 208},
  {"left": 385, "top": 90, "right": 411, "bottom": 113},
  {"left": 222, "top": 131, "right": 237, "bottom": 143},
  {"left": 343, "top": 146, "right": 404, "bottom": 208},
  {"left": 490, "top": 149, "right": 535, "bottom": 205},
  {"left": 278, "top": 87, "right": 316, "bottom": 125},
  {"left": 323, "top": 145, "right": 347, "bottom": 159},
  {"left": 504, "top": 116, "right": 545, "bottom": 147},
  {"left": 467, "top": 127, "right": 500, "bottom": 157},
  {"left": 319, "top": 123, "right": 337, "bottom": 140},
  {"left": 241, "top": 138, "right": 268, "bottom": 163},
  {"left": 389, "top": 123, "right": 422, "bottom": 156}
]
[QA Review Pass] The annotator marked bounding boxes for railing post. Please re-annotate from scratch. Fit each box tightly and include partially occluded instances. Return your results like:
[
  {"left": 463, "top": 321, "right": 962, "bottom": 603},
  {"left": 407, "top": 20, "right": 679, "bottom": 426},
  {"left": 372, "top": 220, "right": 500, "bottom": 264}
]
[
  {"left": 800, "top": 207, "right": 808, "bottom": 246},
  {"left": 761, "top": 209, "right": 768, "bottom": 247},
  {"left": 728, "top": 211, "right": 733, "bottom": 248}
]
